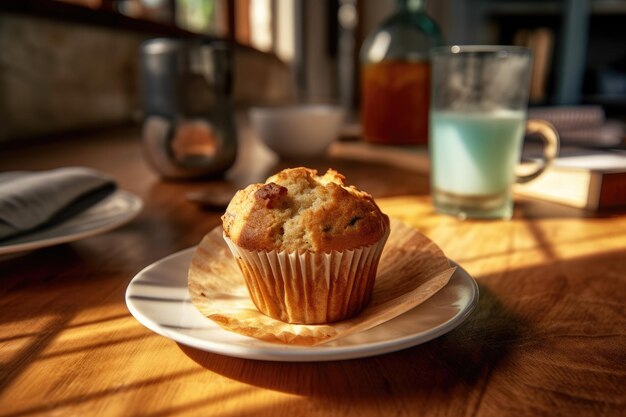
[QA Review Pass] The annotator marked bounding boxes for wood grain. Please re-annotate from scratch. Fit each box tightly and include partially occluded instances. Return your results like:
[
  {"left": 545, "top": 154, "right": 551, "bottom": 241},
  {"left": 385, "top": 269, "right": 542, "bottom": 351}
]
[{"left": 0, "top": 126, "right": 625, "bottom": 417}]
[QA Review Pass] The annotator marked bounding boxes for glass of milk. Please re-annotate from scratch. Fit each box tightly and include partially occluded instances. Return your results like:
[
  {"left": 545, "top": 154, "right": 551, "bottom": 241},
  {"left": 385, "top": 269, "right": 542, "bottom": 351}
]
[{"left": 429, "top": 45, "right": 559, "bottom": 219}]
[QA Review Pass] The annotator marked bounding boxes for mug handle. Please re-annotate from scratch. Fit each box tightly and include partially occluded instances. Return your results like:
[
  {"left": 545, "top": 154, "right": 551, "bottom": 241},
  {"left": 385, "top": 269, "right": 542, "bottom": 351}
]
[{"left": 516, "top": 119, "right": 560, "bottom": 184}]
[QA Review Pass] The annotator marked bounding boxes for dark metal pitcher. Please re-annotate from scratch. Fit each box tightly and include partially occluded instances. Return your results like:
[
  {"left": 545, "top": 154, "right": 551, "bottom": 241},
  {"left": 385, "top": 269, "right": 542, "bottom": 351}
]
[{"left": 140, "top": 38, "right": 237, "bottom": 179}]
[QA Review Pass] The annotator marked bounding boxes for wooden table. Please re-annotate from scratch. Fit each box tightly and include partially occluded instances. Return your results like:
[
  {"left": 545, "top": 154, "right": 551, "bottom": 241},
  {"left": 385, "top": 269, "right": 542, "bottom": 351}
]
[{"left": 1, "top": 126, "right": 625, "bottom": 417}]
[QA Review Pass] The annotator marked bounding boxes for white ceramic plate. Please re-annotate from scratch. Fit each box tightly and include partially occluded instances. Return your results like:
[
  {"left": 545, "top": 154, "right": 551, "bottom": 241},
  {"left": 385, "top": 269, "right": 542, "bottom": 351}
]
[
  {"left": 126, "top": 248, "right": 479, "bottom": 362},
  {"left": 0, "top": 190, "right": 143, "bottom": 256}
]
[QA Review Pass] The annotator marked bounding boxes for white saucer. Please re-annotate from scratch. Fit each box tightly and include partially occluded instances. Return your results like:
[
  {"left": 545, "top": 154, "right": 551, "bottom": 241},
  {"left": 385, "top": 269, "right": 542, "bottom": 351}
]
[
  {"left": 126, "top": 248, "right": 479, "bottom": 362},
  {"left": 0, "top": 190, "right": 143, "bottom": 256}
]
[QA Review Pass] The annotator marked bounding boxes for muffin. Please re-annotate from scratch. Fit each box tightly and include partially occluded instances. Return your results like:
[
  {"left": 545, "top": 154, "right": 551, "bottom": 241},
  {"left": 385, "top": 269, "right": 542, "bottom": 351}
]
[{"left": 222, "top": 167, "right": 390, "bottom": 324}]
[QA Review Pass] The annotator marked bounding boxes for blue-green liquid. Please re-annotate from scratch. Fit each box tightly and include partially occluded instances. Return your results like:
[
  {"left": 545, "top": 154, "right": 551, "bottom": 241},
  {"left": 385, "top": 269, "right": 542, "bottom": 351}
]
[{"left": 430, "top": 110, "right": 526, "bottom": 196}]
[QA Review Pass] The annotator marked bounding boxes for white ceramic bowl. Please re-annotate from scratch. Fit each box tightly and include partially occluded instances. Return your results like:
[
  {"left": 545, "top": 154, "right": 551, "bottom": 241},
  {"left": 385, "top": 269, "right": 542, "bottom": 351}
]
[{"left": 249, "top": 105, "right": 345, "bottom": 158}]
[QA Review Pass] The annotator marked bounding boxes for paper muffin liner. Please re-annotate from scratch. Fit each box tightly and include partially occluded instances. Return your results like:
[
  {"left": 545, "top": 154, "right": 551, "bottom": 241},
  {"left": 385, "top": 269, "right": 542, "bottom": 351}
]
[
  {"left": 222, "top": 228, "right": 390, "bottom": 324},
  {"left": 189, "top": 219, "right": 456, "bottom": 345}
]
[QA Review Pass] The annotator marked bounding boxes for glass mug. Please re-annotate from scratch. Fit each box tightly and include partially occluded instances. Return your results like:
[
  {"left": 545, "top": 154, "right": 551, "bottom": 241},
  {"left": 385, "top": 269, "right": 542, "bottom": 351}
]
[{"left": 429, "top": 45, "right": 559, "bottom": 219}]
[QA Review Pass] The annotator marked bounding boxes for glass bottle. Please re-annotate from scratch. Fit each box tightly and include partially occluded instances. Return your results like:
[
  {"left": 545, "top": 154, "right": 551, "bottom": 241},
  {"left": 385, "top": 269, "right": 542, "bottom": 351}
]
[{"left": 360, "top": 0, "right": 444, "bottom": 145}]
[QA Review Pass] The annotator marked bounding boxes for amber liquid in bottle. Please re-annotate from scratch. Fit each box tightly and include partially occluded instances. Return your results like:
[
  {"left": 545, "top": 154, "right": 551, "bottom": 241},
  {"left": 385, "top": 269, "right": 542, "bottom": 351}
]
[{"left": 361, "top": 60, "right": 431, "bottom": 145}]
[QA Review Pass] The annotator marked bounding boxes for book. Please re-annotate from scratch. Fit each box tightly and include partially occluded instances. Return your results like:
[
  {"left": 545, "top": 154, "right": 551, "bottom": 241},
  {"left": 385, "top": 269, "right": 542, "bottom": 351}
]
[
  {"left": 527, "top": 106, "right": 626, "bottom": 148},
  {"left": 527, "top": 105, "right": 605, "bottom": 130},
  {"left": 330, "top": 140, "right": 626, "bottom": 211},
  {"left": 514, "top": 27, "right": 554, "bottom": 103},
  {"left": 514, "top": 148, "right": 626, "bottom": 210}
]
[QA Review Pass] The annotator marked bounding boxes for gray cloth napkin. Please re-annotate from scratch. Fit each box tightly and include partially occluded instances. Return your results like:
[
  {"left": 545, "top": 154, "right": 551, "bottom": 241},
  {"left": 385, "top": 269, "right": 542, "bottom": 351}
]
[{"left": 0, "top": 167, "right": 117, "bottom": 241}]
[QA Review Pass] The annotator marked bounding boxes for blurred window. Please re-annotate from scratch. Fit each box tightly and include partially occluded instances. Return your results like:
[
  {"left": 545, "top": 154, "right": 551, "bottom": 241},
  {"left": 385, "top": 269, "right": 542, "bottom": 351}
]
[
  {"left": 55, "top": 0, "right": 282, "bottom": 53},
  {"left": 52, "top": 0, "right": 289, "bottom": 59}
]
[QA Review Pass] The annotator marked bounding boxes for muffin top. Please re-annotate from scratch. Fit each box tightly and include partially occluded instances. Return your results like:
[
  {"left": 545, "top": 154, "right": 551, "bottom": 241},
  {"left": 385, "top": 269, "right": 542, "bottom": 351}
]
[{"left": 222, "top": 167, "right": 390, "bottom": 252}]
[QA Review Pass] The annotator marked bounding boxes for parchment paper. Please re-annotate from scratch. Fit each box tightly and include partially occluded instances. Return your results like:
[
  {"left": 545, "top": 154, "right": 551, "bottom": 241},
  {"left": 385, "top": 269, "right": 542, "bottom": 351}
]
[{"left": 188, "top": 218, "right": 455, "bottom": 346}]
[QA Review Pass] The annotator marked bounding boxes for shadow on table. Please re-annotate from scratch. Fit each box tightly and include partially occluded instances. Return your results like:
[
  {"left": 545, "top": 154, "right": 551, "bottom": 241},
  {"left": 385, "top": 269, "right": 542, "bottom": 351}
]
[
  {"left": 180, "top": 283, "right": 523, "bottom": 399},
  {"left": 514, "top": 198, "right": 626, "bottom": 219}
]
